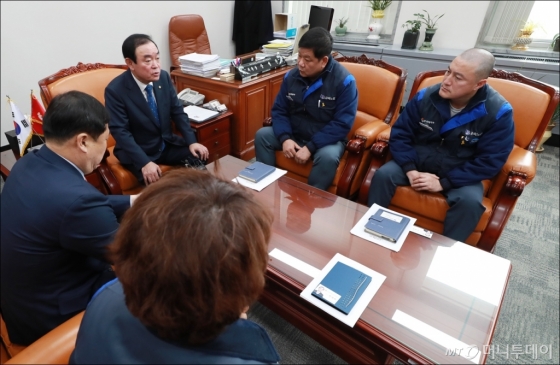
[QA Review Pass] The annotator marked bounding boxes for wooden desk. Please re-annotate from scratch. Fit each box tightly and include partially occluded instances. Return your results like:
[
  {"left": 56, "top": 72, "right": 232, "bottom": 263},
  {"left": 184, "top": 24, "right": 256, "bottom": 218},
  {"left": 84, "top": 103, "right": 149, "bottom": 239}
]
[
  {"left": 189, "top": 111, "right": 233, "bottom": 163},
  {"left": 171, "top": 66, "right": 294, "bottom": 161},
  {"left": 208, "top": 155, "right": 512, "bottom": 364}
]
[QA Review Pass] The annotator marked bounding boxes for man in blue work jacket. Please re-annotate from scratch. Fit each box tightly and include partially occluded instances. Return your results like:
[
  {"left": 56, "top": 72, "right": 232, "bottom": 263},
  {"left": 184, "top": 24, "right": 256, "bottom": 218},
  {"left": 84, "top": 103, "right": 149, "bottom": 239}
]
[
  {"left": 255, "top": 27, "right": 358, "bottom": 190},
  {"left": 368, "top": 48, "right": 514, "bottom": 242}
]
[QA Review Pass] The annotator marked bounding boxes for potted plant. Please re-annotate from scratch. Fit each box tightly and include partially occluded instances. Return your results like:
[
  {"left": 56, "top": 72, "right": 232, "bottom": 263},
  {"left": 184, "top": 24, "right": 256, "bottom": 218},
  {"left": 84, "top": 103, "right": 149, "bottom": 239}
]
[
  {"left": 335, "top": 17, "right": 349, "bottom": 36},
  {"left": 367, "top": 0, "right": 392, "bottom": 17},
  {"left": 401, "top": 16, "right": 421, "bottom": 49},
  {"left": 512, "top": 20, "right": 544, "bottom": 50},
  {"left": 551, "top": 33, "right": 559, "bottom": 52},
  {"left": 366, "top": 0, "right": 392, "bottom": 40},
  {"left": 415, "top": 10, "right": 444, "bottom": 51}
]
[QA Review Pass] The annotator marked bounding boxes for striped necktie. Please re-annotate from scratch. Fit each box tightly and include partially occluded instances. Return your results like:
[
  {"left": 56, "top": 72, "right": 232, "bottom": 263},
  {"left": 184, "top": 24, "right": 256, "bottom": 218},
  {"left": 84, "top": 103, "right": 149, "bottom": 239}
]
[{"left": 145, "top": 84, "right": 160, "bottom": 125}]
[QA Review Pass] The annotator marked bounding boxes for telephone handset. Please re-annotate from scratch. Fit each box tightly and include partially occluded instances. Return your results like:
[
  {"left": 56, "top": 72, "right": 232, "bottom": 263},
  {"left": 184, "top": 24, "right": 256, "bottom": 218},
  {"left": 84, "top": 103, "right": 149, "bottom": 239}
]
[{"left": 177, "top": 88, "right": 205, "bottom": 106}]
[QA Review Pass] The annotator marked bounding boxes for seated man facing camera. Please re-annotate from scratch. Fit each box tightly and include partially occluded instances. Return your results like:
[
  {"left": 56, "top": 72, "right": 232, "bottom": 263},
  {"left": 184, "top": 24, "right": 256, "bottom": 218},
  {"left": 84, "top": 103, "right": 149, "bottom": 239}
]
[
  {"left": 70, "top": 169, "right": 280, "bottom": 364},
  {"left": 105, "top": 33, "right": 209, "bottom": 185},
  {"left": 1, "top": 91, "right": 135, "bottom": 346},
  {"left": 368, "top": 48, "right": 514, "bottom": 242},
  {"left": 254, "top": 27, "right": 358, "bottom": 191}
]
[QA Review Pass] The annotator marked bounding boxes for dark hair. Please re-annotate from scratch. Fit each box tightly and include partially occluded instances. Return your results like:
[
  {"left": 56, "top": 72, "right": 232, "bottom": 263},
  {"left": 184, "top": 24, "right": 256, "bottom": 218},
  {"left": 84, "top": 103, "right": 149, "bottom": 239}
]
[
  {"left": 122, "top": 33, "right": 158, "bottom": 63},
  {"left": 111, "top": 169, "right": 273, "bottom": 345},
  {"left": 42, "top": 90, "right": 108, "bottom": 143},
  {"left": 299, "top": 27, "right": 333, "bottom": 59}
]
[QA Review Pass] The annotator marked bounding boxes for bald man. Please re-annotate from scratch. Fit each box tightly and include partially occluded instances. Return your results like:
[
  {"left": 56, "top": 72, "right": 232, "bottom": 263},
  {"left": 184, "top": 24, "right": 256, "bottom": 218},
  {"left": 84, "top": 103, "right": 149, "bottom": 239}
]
[{"left": 367, "top": 48, "right": 514, "bottom": 242}]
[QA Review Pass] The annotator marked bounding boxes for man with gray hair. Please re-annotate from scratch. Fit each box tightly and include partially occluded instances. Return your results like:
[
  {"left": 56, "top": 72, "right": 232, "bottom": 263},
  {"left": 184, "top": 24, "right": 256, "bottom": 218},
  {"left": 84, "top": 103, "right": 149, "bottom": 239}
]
[{"left": 367, "top": 48, "right": 514, "bottom": 242}]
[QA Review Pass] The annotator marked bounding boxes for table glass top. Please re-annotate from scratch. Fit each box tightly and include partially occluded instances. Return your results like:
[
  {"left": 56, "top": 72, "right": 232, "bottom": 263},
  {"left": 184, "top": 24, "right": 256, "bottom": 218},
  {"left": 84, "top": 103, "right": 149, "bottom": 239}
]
[{"left": 208, "top": 155, "right": 512, "bottom": 364}]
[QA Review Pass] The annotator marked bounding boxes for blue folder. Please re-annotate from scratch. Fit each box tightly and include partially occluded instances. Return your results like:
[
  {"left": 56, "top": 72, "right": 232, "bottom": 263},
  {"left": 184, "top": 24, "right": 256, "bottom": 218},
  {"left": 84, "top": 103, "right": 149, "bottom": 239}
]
[
  {"left": 364, "top": 208, "right": 410, "bottom": 243},
  {"left": 238, "top": 162, "right": 275, "bottom": 183},
  {"left": 312, "top": 261, "right": 372, "bottom": 315}
]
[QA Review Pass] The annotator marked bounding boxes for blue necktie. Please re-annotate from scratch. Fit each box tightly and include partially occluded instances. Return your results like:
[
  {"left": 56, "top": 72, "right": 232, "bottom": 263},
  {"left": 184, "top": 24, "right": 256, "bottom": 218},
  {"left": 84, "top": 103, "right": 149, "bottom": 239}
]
[
  {"left": 145, "top": 84, "right": 165, "bottom": 151},
  {"left": 145, "top": 84, "right": 160, "bottom": 126}
]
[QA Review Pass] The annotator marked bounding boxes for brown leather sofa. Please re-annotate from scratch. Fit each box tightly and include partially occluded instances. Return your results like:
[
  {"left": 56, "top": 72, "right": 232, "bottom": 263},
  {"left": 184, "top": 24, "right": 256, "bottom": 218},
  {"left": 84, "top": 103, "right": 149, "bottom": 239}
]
[
  {"left": 2, "top": 312, "right": 83, "bottom": 364},
  {"left": 265, "top": 55, "right": 407, "bottom": 199},
  {"left": 169, "top": 14, "right": 212, "bottom": 73},
  {"left": 358, "top": 69, "right": 559, "bottom": 252},
  {"left": 38, "top": 62, "right": 176, "bottom": 195}
]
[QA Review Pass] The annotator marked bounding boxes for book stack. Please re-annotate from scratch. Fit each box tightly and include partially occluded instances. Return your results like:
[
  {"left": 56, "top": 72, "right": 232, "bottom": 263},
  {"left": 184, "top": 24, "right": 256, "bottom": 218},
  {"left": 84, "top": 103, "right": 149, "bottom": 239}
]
[
  {"left": 261, "top": 41, "right": 294, "bottom": 57},
  {"left": 178, "top": 53, "right": 221, "bottom": 78}
]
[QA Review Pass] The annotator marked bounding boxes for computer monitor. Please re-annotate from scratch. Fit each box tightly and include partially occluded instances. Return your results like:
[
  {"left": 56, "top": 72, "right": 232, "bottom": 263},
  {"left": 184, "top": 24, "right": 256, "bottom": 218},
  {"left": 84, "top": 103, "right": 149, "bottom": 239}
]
[{"left": 308, "top": 5, "right": 334, "bottom": 31}]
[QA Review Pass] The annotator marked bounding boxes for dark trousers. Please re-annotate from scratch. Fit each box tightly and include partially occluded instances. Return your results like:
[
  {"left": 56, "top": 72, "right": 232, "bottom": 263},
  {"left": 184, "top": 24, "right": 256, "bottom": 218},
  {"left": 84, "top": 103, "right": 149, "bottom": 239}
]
[
  {"left": 123, "top": 145, "right": 195, "bottom": 183},
  {"left": 367, "top": 160, "right": 485, "bottom": 242},
  {"left": 254, "top": 127, "right": 345, "bottom": 191}
]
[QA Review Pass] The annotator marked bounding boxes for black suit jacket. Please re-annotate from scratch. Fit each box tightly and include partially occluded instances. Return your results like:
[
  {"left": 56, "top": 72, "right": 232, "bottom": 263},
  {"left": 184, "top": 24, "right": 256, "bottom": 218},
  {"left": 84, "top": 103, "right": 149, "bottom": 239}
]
[
  {"left": 105, "top": 69, "right": 198, "bottom": 170},
  {"left": 0, "top": 146, "right": 130, "bottom": 345}
]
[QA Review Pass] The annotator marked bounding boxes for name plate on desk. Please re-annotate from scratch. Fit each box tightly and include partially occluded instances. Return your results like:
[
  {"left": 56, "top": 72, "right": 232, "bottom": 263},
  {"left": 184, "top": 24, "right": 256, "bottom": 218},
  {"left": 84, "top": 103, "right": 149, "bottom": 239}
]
[{"left": 232, "top": 55, "right": 287, "bottom": 82}]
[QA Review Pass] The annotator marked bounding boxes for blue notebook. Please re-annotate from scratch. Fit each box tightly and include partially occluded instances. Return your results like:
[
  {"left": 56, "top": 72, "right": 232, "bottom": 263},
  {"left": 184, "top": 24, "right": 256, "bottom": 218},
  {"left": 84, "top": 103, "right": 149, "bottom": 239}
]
[
  {"left": 364, "top": 208, "right": 410, "bottom": 243},
  {"left": 238, "top": 162, "right": 275, "bottom": 183},
  {"left": 312, "top": 262, "right": 372, "bottom": 315}
]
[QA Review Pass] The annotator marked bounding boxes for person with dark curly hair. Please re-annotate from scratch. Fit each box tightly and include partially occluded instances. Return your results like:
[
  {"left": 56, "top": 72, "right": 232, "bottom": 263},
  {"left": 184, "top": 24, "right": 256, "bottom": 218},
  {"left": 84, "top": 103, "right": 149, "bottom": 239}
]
[{"left": 70, "top": 169, "right": 280, "bottom": 364}]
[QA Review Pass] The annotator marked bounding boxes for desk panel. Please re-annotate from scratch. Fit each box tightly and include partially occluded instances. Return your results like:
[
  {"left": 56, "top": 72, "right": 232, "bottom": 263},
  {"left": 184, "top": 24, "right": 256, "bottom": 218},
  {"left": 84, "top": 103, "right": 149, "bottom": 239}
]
[{"left": 172, "top": 66, "right": 293, "bottom": 161}]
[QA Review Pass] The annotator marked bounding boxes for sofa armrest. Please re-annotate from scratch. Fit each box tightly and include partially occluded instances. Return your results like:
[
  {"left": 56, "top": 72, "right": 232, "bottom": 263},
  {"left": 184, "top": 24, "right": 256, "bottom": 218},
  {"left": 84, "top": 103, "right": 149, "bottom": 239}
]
[
  {"left": 353, "top": 121, "right": 390, "bottom": 149},
  {"left": 478, "top": 146, "right": 536, "bottom": 252},
  {"left": 5, "top": 311, "right": 84, "bottom": 364},
  {"left": 357, "top": 137, "right": 393, "bottom": 205},
  {"left": 488, "top": 145, "right": 536, "bottom": 200},
  {"left": 335, "top": 135, "right": 367, "bottom": 198},
  {"left": 376, "top": 126, "right": 391, "bottom": 143},
  {"left": 98, "top": 150, "right": 123, "bottom": 195}
]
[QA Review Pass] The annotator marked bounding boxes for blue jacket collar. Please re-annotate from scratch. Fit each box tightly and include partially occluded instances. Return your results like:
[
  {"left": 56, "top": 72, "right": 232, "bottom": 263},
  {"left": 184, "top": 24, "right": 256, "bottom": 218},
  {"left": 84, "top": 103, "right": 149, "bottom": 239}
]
[
  {"left": 296, "top": 55, "right": 334, "bottom": 100},
  {"left": 431, "top": 84, "right": 489, "bottom": 134}
]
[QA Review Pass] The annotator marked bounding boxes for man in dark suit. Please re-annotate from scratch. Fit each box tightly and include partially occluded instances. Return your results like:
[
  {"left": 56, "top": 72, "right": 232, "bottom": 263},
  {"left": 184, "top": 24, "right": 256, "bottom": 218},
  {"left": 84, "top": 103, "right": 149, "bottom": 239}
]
[
  {"left": 105, "top": 33, "right": 209, "bottom": 185},
  {"left": 0, "top": 91, "right": 136, "bottom": 345}
]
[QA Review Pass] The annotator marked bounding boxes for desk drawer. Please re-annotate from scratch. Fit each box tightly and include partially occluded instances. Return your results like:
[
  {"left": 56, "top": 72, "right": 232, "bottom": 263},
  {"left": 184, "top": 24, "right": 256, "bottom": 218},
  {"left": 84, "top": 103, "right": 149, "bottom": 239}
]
[
  {"left": 207, "top": 145, "right": 231, "bottom": 163},
  {"left": 198, "top": 118, "right": 230, "bottom": 141},
  {"left": 206, "top": 133, "right": 230, "bottom": 152}
]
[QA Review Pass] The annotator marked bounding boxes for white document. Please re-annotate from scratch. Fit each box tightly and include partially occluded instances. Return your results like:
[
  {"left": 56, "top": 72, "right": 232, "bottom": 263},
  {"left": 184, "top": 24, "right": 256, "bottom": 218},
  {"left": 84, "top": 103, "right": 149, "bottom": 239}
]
[
  {"left": 232, "top": 168, "right": 287, "bottom": 192},
  {"left": 183, "top": 105, "right": 219, "bottom": 123},
  {"left": 178, "top": 53, "right": 219, "bottom": 64},
  {"left": 350, "top": 203, "right": 416, "bottom": 252},
  {"left": 300, "top": 253, "right": 386, "bottom": 327}
]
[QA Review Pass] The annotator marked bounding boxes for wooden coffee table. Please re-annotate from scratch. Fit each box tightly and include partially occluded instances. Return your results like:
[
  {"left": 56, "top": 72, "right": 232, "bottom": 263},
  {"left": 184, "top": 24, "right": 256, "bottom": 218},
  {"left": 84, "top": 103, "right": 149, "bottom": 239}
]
[{"left": 208, "top": 155, "right": 512, "bottom": 364}]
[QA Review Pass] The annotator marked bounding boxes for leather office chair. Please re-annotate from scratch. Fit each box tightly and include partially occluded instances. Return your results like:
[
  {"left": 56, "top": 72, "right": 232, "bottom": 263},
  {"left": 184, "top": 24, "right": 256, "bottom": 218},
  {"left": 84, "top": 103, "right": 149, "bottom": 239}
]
[
  {"left": 38, "top": 62, "right": 127, "bottom": 194},
  {"left": 265, "top": 55, "right": 407, "bottom": 199},
  {"left": 3, "top": 311, "right": 83, "bottom": 364},
  {"left": 38, "top": 62, "right": 175, "bottom": 195},
  {"left": 358, "top": 69, "right": 559, "bottom": 252},
  {"left": 1, "top": 314, "right": 26, "bottom": 363},
  {"left": 169, "top": 14, "right": 212, "bottom": 73}
]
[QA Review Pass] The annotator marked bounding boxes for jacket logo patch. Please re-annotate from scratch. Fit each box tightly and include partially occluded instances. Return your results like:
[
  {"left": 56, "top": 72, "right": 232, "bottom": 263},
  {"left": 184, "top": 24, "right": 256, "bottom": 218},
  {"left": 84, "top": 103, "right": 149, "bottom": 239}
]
[
  {"left": 320, "top": 94, "right": 336, "bottom": 100},
  {"left": 419, "top": 118, "right": 434, "bottom": 131},
  {"left": 464, "top": 129, "right": 482, "bottom": 137}
]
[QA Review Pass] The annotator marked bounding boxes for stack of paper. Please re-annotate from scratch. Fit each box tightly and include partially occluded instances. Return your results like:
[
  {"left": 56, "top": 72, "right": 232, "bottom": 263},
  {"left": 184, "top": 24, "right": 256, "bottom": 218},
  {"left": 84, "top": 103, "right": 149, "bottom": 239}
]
[
  {"left": 261, "top": 41, "right": 294, "bottom": 57},
  {"left": 273, "top": 30, "right": 287, "bottom": 39},
  {"left": 178, "top": 53, "right": 221, "bottom": 78}
]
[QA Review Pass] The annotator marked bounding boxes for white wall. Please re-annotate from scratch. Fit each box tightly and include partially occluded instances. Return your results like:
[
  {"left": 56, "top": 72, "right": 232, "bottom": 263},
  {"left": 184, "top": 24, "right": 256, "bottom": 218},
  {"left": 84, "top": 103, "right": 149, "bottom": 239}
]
[
  {"left": 1, "top": 1, "right": 239, "bottom": 146},
  {"left": 393, "top": 1, "right": 490, "bottom": 50},
  {"left": 1, "top": 0, "right": 484, "bottom": 147}
]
